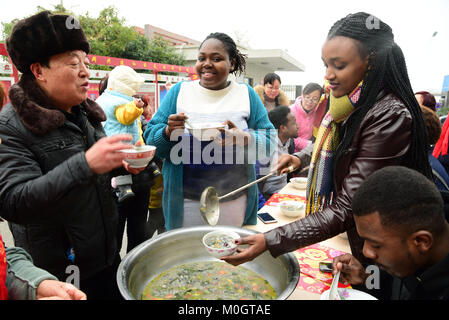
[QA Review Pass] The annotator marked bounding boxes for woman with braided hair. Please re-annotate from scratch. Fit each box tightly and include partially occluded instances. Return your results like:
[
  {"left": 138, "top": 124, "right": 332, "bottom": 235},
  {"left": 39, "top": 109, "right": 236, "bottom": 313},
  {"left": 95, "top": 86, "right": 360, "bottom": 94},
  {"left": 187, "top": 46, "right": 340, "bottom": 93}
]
[{"left": 223, "top": 12, "right": 433, "bottom": 273}]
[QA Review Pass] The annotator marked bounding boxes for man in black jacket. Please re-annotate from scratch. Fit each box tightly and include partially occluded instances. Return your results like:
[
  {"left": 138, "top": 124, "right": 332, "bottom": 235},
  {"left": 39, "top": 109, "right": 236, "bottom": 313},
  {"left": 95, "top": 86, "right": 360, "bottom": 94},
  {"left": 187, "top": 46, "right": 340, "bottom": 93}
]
[
  {"left": 332, "top": 166, "right": 449, "bottom": 300},
  {"left": 0, "top": 11, "right": 141, "bottom": 299}
]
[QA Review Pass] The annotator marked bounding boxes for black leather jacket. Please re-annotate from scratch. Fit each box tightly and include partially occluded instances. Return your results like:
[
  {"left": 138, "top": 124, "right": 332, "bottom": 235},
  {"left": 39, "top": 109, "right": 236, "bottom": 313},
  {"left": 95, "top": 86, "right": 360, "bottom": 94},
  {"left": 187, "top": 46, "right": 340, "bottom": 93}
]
[
  {"left": 0, "top": 75, "right": 117, "bottom": 280},
  {"left": 264, "top": 92, "right": 419, "bottom": 262}
]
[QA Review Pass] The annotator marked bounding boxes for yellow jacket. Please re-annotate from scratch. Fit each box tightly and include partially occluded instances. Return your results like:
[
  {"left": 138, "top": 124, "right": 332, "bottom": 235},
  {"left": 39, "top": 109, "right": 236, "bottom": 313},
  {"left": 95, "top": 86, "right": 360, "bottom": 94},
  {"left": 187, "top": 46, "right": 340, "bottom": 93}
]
[{"left": 115, "top": 101, "right": 144, "bottom": 144}]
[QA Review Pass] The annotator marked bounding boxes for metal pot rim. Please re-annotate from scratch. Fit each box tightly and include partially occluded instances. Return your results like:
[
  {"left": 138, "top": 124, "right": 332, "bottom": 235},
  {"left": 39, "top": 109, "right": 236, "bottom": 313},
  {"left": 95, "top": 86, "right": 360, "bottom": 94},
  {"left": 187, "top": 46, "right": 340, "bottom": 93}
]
[{"left": 117, "top": 225, "right": 299, "bottom": 300}]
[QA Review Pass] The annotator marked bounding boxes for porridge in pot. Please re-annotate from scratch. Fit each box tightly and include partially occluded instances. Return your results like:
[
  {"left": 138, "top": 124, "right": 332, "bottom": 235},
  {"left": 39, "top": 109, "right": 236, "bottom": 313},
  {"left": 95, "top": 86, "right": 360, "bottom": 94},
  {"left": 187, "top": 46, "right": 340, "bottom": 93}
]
[{"left": 141, "top": 261, "right": 277, "bottom": 300}]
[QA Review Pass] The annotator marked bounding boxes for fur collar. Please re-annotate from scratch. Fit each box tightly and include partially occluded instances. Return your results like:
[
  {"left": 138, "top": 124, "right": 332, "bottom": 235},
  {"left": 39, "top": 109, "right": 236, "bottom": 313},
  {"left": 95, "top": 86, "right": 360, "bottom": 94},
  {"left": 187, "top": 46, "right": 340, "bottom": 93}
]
[
  {"left": 254, "top": 85, "right": 291, "bottom": 107},
  {"left": 8, "top": 73, "right": 106, "bottom": 135}
]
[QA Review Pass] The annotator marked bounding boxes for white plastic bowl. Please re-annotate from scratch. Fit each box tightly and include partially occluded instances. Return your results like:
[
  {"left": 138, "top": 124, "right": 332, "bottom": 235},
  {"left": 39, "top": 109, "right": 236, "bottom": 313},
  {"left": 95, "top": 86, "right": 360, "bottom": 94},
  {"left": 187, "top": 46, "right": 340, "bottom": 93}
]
[
  {"left": 290, "top": 177, "right": 308, "bottom": 190},
  {"left": 118, "top": 145, "right": 156, "bottom": 168},
  {"left": 202, "top": 229, "right": 240, "bottom": 259},
  {"left": 185, "top": 122, "right": 226, "bottom": 141},
  {"left": 339, "top": 232, "right": 348, "bottom": 240},
  {"left": 279, "top": 201, "right": 305, "bottom": 218}
]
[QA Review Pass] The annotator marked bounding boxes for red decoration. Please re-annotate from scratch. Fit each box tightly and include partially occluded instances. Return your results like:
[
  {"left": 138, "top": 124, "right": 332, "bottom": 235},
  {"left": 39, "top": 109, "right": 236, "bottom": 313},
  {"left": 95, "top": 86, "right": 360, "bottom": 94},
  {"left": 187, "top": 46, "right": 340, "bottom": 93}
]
[
  {"left": 294, "top": 243, "right": 351, "bottom": 294},
  {"left": 0, "top": 235, "right": 8, "bottom": 300},
  {"left": 88, "top": 54, "right": 195, "bottom": 76},
  {"left": 264, "top": 193, "right": 306, "bottom": 206}
]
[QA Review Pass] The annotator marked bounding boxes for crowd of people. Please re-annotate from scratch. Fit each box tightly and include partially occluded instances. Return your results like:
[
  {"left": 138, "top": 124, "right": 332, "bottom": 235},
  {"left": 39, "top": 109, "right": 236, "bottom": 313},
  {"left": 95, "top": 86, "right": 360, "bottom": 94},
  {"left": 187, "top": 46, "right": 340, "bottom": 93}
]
[{"left": 0, "top": 10, "right": 448, "bottom": 300}]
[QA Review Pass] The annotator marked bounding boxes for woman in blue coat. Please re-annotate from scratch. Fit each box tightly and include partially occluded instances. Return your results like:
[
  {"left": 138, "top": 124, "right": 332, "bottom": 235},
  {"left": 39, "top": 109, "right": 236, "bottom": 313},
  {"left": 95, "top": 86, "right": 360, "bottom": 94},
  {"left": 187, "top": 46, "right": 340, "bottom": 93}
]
[{"left": 144, "top": 33, "right": 276, "bottom": 230}]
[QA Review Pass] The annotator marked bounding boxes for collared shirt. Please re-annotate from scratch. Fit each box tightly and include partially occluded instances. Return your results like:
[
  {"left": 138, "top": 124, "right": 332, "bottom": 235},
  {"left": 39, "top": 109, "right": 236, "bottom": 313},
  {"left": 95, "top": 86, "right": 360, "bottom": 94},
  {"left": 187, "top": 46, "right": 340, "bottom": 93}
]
[{"left": 259, "top": 137, "right": 292, "bottom": 196}]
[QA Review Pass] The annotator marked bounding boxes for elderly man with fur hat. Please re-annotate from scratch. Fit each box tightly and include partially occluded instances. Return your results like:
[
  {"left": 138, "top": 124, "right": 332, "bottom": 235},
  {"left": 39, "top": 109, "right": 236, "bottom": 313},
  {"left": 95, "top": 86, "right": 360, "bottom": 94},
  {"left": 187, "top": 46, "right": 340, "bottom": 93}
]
[{"left": 0, "top": 11, "right": 139, "bottom": 299}]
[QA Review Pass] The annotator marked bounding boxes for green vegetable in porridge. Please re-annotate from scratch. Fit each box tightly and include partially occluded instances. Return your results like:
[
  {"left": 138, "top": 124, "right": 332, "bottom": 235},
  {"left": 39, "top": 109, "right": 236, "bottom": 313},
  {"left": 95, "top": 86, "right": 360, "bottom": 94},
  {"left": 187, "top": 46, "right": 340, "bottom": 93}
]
[
  {"left": 141, "top": 261, "right": 277, "bottom": 300},
  {"left": 206, "top": 234, "right": 235, "bottom": 249}
]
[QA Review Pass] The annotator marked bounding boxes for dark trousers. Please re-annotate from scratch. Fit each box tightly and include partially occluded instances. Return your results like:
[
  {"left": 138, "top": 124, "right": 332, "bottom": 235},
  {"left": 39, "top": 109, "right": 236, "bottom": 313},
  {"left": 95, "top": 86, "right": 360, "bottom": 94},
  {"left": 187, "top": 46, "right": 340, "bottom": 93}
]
[
  {"left": 79, "top": 254, "right": 122, "bottom": 300},
  {"left": 10, "top": 221, "right": 123, "bottom": 300},
  {"left": 146, "top": 207, "right": 165, "bottom": 238},
  {"left": 116, "top": 188, "right": 151, "bottom": 253},
  {"left": 8, "top": 221, "right": 29, "bottom": 252}
]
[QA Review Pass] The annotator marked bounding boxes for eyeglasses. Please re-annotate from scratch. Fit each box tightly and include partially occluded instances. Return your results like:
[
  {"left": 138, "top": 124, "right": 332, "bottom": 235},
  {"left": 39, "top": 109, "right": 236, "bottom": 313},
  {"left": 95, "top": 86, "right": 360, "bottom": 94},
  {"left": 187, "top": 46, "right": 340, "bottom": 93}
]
[
  {"left": 265, "top": 85, "right": 280, "bottom": 91},
  {"left": 303, "top": 96, "right": 320, "bottom": 103}
]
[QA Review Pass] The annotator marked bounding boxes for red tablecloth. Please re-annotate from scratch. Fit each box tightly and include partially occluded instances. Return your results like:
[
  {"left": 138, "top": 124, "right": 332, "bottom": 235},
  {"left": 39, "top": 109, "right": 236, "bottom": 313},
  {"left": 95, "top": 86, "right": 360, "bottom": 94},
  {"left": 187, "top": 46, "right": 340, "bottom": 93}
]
[
  {"left": 264, "top": 193, "right": 306, "bottom": 207},
  {"left": 294, "top": 243, "right": 351, "bottom": 294}
]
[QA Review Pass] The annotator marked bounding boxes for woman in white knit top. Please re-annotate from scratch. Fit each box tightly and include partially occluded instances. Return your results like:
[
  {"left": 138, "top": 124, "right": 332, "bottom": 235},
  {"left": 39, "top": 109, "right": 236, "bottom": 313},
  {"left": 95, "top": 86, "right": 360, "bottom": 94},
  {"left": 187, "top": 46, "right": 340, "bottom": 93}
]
[{"left": 144, "top": 33, "right": 276, "bottom": 230}]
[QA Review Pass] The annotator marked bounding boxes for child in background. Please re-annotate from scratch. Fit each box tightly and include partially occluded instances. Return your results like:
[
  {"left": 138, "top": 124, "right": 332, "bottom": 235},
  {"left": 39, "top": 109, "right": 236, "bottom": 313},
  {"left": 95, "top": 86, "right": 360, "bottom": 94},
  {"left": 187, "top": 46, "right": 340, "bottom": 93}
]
[
  {"left": 135, "top": 94, "right": 151, "bottom": 135},
  {"left": 96, "top": 65, "right": 145, "bottom": 202},
  {"left": 257, "top": 106, "right": 298, "bottom": 201},
  {"left": 134, "top": 94, "right": 166, "bottom": 237},
  {"left": 146, "top": 159, "right": 165, "bottom": 237}
]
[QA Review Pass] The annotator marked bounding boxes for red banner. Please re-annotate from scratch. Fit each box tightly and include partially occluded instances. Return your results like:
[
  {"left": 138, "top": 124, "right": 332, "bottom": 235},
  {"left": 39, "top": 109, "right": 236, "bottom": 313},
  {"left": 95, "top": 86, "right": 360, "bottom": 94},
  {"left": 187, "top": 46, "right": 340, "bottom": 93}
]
[
  {"left": 0, "top": 43, "right": 7, "bottom": 56},
  {"left": 88, "top": 54, "right": 196, "bottom": 75},
  {"left": 1, "top": 43, "right": 198, "bottom": 80}
]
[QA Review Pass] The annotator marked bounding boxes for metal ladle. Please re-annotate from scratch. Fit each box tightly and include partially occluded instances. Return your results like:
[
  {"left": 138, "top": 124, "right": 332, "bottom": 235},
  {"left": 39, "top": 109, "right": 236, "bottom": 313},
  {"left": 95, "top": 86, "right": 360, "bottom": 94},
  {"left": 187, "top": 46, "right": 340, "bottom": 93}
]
[{"left": 200, "top": 165, "right": 303, "bottom": 225}]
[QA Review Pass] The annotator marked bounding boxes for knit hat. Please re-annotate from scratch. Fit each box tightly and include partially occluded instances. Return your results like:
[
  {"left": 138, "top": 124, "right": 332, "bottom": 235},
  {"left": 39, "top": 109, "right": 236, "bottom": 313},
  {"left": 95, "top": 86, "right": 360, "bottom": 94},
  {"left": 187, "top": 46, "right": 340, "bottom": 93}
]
[
  {"left": 6, "top": 11, "right": 90, "bottom": 74},
  {"left": 107, "top": 65, "right": 145, "bottom": 97}
]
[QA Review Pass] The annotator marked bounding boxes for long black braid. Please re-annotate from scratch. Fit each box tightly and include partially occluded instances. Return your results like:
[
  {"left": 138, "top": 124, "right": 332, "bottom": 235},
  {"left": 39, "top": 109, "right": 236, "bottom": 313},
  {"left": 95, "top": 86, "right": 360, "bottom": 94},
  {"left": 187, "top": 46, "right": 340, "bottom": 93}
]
[
  {"left": 200, "top": 32, "right": 247, "bottom": 76},
  {"left": 328, "top": 12, "right": 433, "bottom": 179}
]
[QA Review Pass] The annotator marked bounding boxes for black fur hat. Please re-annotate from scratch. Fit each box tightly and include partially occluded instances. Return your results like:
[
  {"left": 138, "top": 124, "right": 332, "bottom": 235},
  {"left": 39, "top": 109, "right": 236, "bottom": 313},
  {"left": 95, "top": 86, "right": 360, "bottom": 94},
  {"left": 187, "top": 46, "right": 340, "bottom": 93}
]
[{"left": 6, "top": 11, "right": 90, "bottom": 73}]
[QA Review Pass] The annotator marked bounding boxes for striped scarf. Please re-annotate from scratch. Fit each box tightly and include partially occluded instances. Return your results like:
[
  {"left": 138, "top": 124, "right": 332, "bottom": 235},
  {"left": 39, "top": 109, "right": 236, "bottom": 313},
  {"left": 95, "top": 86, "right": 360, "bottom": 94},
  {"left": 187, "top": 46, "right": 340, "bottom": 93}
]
[
  {"left": 312, "top": 80, "right": 331, "bottom": 139},
  {"left": 306, "top": 82, "right": 363, "bottom": 215}
]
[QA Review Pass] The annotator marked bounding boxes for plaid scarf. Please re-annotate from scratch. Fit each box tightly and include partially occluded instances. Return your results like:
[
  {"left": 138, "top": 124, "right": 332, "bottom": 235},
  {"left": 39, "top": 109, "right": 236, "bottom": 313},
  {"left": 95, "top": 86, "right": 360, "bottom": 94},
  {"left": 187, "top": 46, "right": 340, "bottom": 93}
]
[{"left": 306, "top": 82, "right": 363, "bottom": 215}]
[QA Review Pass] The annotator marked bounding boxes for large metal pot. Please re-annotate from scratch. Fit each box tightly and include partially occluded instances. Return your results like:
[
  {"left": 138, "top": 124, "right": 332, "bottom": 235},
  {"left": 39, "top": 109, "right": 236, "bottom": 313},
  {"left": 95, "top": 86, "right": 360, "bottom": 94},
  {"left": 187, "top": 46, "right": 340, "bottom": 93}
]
[{"left": 117, "top": 225, "right": 300, "bottom": 300}]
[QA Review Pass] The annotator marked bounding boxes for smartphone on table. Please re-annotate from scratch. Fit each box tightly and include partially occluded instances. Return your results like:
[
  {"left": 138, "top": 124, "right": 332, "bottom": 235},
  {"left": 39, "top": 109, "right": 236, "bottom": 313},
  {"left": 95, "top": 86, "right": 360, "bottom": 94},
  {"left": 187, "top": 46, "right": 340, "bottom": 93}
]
[
  {"left": 319, "top": 261, "right": 333, "bottom": 273},
  {"left": 257, "top": 212, "right": 278, "bottom": 224}
]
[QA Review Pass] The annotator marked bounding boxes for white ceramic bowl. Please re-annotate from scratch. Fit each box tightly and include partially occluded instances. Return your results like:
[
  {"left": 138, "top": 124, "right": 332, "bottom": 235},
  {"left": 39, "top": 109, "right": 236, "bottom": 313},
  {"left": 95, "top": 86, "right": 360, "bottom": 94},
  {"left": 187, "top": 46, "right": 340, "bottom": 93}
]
[
  {"left": 118, "top": 145, "right": 156, "bottom": 168},
  {"left": 279, "top": 201, "right": 305, "bottom": 218},
  {"left": 202, "top": 229, "right": 240, "bottom": 259},
  {"left": 185, "top": 122, "right": 226, "bottom": 141},
  {"left": 339, "top": 232, "right": 348, "bottom": 240},
  {"left": 321, "top": 288, "right": 377, "bottom": 300},
  {"left": 290, "top": 177, "right": 308, "bottom": 190}
]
